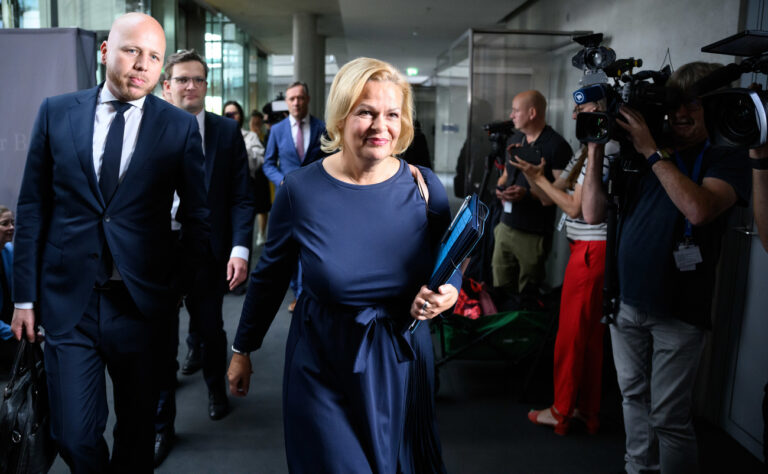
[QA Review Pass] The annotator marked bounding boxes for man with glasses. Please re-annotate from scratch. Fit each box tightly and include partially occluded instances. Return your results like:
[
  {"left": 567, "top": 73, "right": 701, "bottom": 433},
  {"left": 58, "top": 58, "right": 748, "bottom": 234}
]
[
  {"left": 581, "top": 62, "right": 750, "bottom": 474},
  {"left": 154, "top": 49, "right": 254, "bottom": 466}
]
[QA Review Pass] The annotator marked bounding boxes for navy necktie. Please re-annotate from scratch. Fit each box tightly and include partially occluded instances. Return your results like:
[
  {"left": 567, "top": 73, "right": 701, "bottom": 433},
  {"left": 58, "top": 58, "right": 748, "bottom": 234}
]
[
  {"left": 100, "top": 101, "right": 131, "bottom": 204},
  {"left": 96, "top": 100, "right": 130, "bottom": 284}
]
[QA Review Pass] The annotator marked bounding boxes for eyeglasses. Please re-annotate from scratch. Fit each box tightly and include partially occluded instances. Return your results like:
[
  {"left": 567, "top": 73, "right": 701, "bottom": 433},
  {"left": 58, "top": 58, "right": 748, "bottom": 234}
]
[
  {"left": 224, "top": 112, "right": 239, "bottom": 119},
  {"left": 171, "top": 76, "right": 207, "bottom": 86}
]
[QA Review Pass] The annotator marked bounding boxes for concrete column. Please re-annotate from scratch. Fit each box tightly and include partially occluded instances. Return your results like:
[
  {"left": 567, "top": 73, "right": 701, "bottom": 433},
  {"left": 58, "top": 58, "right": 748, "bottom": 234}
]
[
  {"left": 152, "top": 0, "right": 178, "bottom": 56},
  {"left": 292, "top": 12, "right": 325, "bottom": 118},
  {"left": 2, "top": 0, "right": 15, "bottom": 29},
  {"left": 313, "top": 34, "right": 326, "bottom": 117}
]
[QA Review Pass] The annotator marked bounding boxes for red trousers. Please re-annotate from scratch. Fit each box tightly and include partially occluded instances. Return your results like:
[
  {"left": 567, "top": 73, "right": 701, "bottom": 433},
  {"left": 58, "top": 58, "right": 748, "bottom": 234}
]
[{"left": 553, "top": 240, "right": 606, "bottom": 418}]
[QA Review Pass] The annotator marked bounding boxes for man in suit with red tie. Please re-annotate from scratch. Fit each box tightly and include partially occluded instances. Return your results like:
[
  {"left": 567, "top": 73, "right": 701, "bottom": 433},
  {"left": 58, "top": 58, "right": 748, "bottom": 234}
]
[
  {"left": 262, "top": 81, "right": 326, "bottom": 310},
  {"left": 11, "top": 13, "right": 210, "bottom": 473}
]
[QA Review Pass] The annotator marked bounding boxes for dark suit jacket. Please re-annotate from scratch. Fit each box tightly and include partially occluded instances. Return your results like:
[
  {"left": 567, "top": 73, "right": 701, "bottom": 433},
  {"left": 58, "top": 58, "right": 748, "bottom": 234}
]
[
  {"left": 262, "top": 115, "right": 325, "bottom": 185},
  {"left": 13, "top": 86, "right": 210, "bottom": 336},
  {"left": 0, "top": 243, "right": 12, "bottom": 326},
  {"left": 202, "top": 112, "right": 255, "bottom": 265}
]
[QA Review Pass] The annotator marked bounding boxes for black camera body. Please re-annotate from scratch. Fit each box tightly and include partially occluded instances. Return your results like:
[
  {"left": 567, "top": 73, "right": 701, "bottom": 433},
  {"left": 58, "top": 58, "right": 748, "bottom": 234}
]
[
  {"left": 696, "top": 31, "right": 768, "bottom": 148},
  {"left": 571, "top": 33, "right": 679, "bottom": 169},
  {"left": 483, "top": 120, "right": 517, "bottom": 165}
]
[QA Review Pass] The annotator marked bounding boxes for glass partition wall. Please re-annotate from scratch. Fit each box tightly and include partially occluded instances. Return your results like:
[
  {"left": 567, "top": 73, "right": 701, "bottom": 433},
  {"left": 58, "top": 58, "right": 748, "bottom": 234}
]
[
  {"left": 205, "top": 11, "right": 248, "bottom": 115},
  {"left": 434, "top": 29, "right": 591, "bottom": 197},
  {"left": 433, "top": 28, "right": 591, "bottom": 288}
]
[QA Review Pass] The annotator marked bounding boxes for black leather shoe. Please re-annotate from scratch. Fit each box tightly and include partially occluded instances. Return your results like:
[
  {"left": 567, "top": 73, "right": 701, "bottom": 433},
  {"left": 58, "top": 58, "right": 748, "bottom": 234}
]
[
  {"left": 153, "top": 429, "right": 175, "bottom": 467},
  {"left": 181, "top": 344, "right": 202, "bottom": 375},
  {"left": 208, "top": 388, "right": 229, "bottom": 420}
]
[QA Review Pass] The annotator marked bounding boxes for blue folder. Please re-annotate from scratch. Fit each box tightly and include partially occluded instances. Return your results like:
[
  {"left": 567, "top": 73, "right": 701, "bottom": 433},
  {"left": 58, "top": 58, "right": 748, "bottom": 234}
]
[{"left": 409, "top": 194, "right": 489, "bottom": 333}]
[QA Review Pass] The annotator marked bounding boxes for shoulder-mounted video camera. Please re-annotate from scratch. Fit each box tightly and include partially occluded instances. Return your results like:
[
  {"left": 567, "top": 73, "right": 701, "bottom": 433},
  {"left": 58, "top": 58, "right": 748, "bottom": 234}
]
[
  {"left": 696, "top": 30, "right": 768, "bottom": 148},
  {"left": 571, "top": 33, "right": 678, "bottom": 169}
]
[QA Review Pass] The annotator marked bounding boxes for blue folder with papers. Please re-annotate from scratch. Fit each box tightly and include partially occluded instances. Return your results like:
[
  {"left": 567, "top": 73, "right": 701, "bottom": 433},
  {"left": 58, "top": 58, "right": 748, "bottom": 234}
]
[{"left": 409, "top": 194, "right": 489, "bottom": 333}]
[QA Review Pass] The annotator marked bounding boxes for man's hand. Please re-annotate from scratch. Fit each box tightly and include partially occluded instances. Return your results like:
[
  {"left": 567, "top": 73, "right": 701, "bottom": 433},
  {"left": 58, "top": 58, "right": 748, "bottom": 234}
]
[
  {"left": 506, "top": 142, "right": 522, "bottom": 156},
  {"left": 227, "top": 352, "right": 253, "bottom": 397},
  {"left": 509, "top": 157, "right": 547, "bottom": 184},
  {"left": 11, "top": 308, "right": 39, "bottom": 342},
  {"left": 227, "top": 257, "right": 248, "bottom": 291},
  {"left": 617, "top": 106, "right": 657, "bottom": 158},
  {"left": 498, "top": 185, "right": 528, "bottom": 202},
  {"left": 749, "top": 142, "right": 768, "bottom": 159}
]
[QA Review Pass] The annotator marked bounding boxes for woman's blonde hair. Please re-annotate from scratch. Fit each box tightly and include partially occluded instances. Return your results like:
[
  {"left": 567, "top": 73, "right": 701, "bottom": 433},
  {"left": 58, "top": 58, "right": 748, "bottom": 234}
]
[{"left": 321, "top": 57, "right": 414, "bottom": 155}]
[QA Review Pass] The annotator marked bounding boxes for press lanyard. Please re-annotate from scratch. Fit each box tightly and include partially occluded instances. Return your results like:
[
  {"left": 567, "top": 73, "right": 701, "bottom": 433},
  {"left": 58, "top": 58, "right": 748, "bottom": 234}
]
[{"left": 674, "top": 141, "right": 709, "bottom": 239}]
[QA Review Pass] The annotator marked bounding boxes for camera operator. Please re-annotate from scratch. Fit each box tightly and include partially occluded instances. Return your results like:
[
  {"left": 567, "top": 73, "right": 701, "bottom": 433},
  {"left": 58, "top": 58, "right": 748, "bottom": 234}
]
[
  {"left": 492, "top": 90, "right": 572, "bottom": 308},
  {"left": 582, "top": 62, "right": 751, "bottom": 474}
]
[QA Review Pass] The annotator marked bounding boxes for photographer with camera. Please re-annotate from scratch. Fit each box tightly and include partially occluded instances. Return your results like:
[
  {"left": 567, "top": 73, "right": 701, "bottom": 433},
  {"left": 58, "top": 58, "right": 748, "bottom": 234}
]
[
  {"left": 582, "top": 62, "right": 751, "bottom": 474},
  {"left": 491, "top": 90, "right": 572, "bottom": 308}
]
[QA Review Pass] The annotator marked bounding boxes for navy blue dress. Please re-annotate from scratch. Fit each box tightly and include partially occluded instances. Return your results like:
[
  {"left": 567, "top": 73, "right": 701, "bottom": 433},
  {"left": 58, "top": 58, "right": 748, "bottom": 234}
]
[{"left": 233, "top": 158, "right": 459, "bottom": 473}]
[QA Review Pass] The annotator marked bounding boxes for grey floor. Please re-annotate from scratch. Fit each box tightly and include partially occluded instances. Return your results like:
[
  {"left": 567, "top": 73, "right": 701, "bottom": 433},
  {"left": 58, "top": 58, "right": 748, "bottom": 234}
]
[{"left": 34, "top": 290, "right": 762, "bottom": 474}]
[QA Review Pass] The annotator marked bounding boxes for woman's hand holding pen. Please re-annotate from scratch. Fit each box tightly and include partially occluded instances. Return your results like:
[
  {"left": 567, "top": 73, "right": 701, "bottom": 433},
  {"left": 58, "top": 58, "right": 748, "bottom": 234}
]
[{"left": 410, "top": 284, "right": 459, "bottom": 321}]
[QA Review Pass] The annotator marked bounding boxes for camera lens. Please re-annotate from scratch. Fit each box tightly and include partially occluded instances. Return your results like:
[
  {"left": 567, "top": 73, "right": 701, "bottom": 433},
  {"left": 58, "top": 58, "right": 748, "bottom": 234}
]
[
  {"left": 576, "top": 112, "right": 612, "bottom": 144},
  {"left": 585, "top": 50, "right": 605, "bottom": 69},
  {"left": 718, "top": 95, "right": 757, "bottom": 143},
  {"left": 593, "top": 116, "right": 610, "bottom": 140}
]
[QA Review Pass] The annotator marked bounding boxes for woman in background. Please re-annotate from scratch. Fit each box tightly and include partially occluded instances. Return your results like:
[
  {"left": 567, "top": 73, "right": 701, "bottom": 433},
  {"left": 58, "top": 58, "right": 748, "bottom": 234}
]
[
  {"left": 223, "top": 101, "right": 272, "bottom": 247},
  {"left": 511, "top": 99, "right": 612, "bottom": 435},
  {"left": 0, "top": 206, "right": 17, "bottom": 374}
]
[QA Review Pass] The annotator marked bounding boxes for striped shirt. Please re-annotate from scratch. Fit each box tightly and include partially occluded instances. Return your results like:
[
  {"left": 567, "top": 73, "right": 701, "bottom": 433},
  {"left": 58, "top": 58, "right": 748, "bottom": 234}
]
[{"left": 560, "top": 151, "right": 610, "bottom": 241}]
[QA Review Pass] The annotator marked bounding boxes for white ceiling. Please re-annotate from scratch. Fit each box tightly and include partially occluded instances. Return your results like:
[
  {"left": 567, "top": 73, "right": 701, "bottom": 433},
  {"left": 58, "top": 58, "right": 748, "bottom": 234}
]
[{"left": 200, "top": 0, "right": 522, "bottom": 78}]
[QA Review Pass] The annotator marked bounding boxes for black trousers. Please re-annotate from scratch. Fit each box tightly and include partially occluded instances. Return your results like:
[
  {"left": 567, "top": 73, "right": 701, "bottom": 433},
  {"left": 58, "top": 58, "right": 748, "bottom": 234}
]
[
  {"left": 156, "top": 261, "right": 227, "bottom": 434},
  {"left": 155, "top": 305, "right": 180, "bottom": 434},
  {"left": 183, "top": 261, "right": 227, "bottom": 391},
  {"left": 45, "top": 283, "right": 169, "bottom": 474}
]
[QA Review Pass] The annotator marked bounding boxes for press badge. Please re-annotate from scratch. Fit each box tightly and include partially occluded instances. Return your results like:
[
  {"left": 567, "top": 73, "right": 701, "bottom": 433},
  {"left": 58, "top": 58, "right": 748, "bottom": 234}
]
[
  {"left": 673, "top": 243, "right": 702, "bottom": 272},
  {"left": 503, "top": 201, "right": 513, "bottom": 213}
]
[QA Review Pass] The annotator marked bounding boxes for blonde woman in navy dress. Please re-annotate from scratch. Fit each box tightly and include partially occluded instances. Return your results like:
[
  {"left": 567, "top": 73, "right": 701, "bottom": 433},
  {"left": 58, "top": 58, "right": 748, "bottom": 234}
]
[{"left": 227, "top": 57, "right": 460, "bottom": 473}]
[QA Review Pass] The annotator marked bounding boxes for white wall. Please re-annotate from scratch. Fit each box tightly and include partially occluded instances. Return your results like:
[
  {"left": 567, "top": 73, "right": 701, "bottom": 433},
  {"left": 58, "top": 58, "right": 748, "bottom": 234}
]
[
  {"left": 505, "top": 0, "right": 743, "bottom": 151},
  {"left": 507, "top": 0, "right": 742, "bottom": 67}
]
